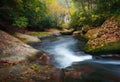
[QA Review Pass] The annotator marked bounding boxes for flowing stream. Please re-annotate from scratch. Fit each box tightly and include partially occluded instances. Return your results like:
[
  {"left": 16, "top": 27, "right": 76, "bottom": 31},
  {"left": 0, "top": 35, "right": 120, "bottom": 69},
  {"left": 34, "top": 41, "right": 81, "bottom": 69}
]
[
  {"left": 29, "top": 35, "right": 120, "bottom": 70},
  {"left": 30, "top": 35, "right": 91, "bottom": 68},
  {"left": 29, "top": 35, "right": 120, "bottom": 81}
]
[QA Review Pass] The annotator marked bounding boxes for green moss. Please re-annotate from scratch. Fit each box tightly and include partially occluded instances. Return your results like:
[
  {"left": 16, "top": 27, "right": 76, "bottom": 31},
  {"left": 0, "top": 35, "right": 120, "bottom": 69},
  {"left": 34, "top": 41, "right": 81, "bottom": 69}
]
[
  {"left": 60, "top": 29, "right": 74, "bottom": 35},
  {"left": 97, "top": 41, "right": 120, "bottom": 52},
  {"left": 14, "top": 35, "right": 29, "bottom": 43},
  {"left": 84, "top": 41, "right": 120, "bottom": 54},
  {"left": 60, "top": 31, "right": 73, "bottom": 35},
  {"left": 85, "top": 34, "right": 94, "bottom": 40},
  {"left": 13, "top": 33, "right": 41, "bottom": 43},
  {"left": 33, "top": 63, "right": 40, "bottom": 67},
  {"left": 29, "top": 32, "right": 50, "bottom": 37},
  {"left": 84, "top": 44, "right": 90, "bottom": 52}
]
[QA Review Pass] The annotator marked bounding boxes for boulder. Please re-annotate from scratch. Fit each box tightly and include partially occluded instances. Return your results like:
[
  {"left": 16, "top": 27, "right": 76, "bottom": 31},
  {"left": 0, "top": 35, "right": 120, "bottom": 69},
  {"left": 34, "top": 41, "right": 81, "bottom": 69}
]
[
  {"left": 14, "top": 32, "right": 41, "bottom": 43},
  {"left": 0, "top": 30, "right": 42, "bottom": 67},
  {"left": 0, "top": 30, "right": 63, "bottom": 82},
  {"left": 84, "top": 17, "right": 120, "bottom": 54},
  {"left": 73, "top": 31, "right": 82, "bottom": 37},
  {"left": 64, "top": 62, "right": 120, "bottom": 82},
  {"left": 60, "top": 29, "right": 74, "bottom": 35}
]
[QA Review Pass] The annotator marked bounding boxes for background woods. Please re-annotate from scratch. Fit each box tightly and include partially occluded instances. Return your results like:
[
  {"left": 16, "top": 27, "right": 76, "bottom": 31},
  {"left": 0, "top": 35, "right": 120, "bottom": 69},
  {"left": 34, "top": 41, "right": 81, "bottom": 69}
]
[{"left": 70, "top": 0, "right": 120, "bottom": 29}]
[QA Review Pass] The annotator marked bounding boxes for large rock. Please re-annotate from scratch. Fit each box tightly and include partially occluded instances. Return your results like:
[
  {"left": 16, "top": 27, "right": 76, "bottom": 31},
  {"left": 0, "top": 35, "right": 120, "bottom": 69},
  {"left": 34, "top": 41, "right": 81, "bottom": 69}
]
[
  {"left": 0, "top": 30, "right": 63, "bottom": 82},
  {"left": 14, "top": 32, "right": 41, "bottom": 43},
  {"left": 84, "top": 28, "right": 100, "bottom": 39},
  {"left": 73, "top": 25, "right": 92, "bottom": 38},
  {"left": 84, "top": 17, "right": 120, "bottom": 54},
  {"left": 64, "top": 62, "right": 120, "bottom": 82},
  {"left": 0, "top": 30, "right": 43, "bottom": 67},
  {"left": 0, "top": 62, "right": 64, "bottom": 82},
  {"left": 60, "top": 29, "right": 74, "bottom": 35},
  {"left": 73, "top": 31, "right": 82, "bottom": 37}
]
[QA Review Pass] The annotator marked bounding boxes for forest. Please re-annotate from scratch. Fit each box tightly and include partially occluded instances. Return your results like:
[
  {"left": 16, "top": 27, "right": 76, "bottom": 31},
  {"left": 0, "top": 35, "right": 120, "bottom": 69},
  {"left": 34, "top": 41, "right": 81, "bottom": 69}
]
[
  {"left": 0, "top": 0, "right": 120, "bottom": 82},
  {"left": 1, "top": 0, "right": 120, "bottom": 29}
]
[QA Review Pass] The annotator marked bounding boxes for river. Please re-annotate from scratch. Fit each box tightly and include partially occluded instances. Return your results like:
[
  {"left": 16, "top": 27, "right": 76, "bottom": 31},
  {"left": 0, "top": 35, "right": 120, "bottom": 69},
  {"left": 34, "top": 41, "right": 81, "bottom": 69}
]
[
  {"left": 29, "top": 35, "right": 120, "bottom": 81},
  {"left": 29, "top": 35, "right": 92, "bottom": 68}
]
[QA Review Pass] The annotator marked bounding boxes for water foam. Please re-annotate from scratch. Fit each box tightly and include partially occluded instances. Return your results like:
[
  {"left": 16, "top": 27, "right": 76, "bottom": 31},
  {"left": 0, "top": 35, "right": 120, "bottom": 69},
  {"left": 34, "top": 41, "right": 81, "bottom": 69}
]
[{"left": 53, "top": 41, "right": 92, "bottom": 68}]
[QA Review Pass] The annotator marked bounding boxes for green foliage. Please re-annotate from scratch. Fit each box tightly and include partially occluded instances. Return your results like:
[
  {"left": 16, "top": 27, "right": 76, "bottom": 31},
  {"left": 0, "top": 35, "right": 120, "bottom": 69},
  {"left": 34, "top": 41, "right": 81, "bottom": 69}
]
[
  {"left": 70, "top": 11, "right": 92, "bottom": 29},
  {"left": 70, "top": 0, "right": 120, "bottom": 29},
  {"left": 0, "top": 0, "right": 55, "bottom": 29},
  {"left": 61, "top": 23, "right": 69, "bottom": 29},
  {"left": 13, "top": 17, "right": 28, "bottom": 28},
  {"left": 94, "top": 0, "right": 120, "bottom": 16},
  {"left": 81, "top": 25, "right": 93, "bottom": 34}
]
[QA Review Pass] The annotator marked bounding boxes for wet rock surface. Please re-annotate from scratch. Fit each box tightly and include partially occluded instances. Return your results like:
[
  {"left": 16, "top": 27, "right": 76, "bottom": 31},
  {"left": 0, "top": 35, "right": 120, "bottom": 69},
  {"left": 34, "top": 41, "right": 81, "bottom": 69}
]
[
  {"left": 64, "top": 61, "right": 120, "bottom": 82},
  {"left": 0, "top": 30, "right": 40, "bottom": 66},
  {"left": 0, "top": 30, "right": 63, "bottom": 82},
  {"left": 0, "top": 63, "right": 63, "bottom": 82}
]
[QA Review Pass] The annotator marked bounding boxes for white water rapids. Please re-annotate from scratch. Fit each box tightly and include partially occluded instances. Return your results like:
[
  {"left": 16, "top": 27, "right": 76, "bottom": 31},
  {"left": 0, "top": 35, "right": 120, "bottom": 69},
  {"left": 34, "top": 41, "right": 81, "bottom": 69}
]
[
  {"left": 53, "top": 40, "right": 92, "bottom": 68},
  {"left": 29, "top": 35, "right": 120, "bottom": 68}
]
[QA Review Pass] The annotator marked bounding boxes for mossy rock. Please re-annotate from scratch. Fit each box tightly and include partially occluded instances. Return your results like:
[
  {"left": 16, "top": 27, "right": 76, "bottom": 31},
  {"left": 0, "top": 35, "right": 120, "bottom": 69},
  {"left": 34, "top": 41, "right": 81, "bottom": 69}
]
[
  {"left": 60, "top": 31, "right": 72, "bottom": 35},
  {"left": 82, "top": 25, "right": 93, "bottom": 34},
  {"left": 73, "top": 31, "right": 82, "bottom": 37},
  {"left": 60, "top": 29, "right": 74, "bottom": 35},
  {"left": 14, "top": 33, "right": 41, "bottom": 43},
  {"left": 84, "top": 28, "right": 100, "bottom": 40},
  {"left": 28, "top": 32, "right": 50, "bottom": 37},
  {"left": 84, "top": 41, "right": 120, "bottom": 54}
]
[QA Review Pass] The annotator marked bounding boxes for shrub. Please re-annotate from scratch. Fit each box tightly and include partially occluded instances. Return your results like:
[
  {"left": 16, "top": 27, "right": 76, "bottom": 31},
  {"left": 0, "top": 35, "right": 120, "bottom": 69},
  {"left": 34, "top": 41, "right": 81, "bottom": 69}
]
[{"left": 13, "top": 17, "right": 28, "bottom": 28}]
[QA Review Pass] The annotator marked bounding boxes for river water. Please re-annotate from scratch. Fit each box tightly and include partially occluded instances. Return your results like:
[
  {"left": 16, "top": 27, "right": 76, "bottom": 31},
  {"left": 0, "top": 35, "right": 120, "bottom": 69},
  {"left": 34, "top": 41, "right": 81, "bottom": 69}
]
[
  {"left": 30, "top": 35, "right": 91, "bottom": 68},
  {"left": 30, "top": 36, "right": 120, "bottom": 82},
  {"left": 30, "top": 35, "right": 120, "bottom": 67}
]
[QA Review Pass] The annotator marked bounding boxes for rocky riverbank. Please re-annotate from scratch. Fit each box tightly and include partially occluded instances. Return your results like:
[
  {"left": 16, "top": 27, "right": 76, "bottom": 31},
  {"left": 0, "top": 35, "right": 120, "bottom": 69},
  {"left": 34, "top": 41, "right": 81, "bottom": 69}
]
[{"left": 0, "top": 30, "right": 63, "bottom": 82}]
